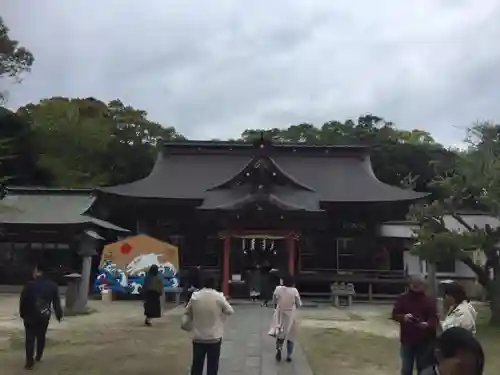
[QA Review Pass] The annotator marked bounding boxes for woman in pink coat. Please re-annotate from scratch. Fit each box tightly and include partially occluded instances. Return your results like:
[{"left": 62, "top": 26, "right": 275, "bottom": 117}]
[{"left": 270, "top": 275, "right": 302, "bottom": 362}]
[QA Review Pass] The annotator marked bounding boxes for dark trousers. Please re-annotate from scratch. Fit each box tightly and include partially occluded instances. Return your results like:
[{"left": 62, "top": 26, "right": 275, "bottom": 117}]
[
  {"left": 24, "top": 318, "right": 50, "bottom": 364},
  {"left": 191, "top": 340, "right": 222, "bottom": 375},
  {"left": 276, "top": 338, "right": 294, "bottom": 356},
  {"left": 400, "top": 342, "right": 433, "bottom": 375}
]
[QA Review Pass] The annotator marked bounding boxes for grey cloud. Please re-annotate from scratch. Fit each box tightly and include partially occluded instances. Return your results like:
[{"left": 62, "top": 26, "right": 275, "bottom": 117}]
[{"left": 3, "top": 0, "right": 500, "bottom": 145}]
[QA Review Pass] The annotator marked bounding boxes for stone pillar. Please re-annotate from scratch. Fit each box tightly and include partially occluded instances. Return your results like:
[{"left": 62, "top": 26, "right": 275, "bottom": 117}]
[
  {"left": 222, "top": 236, "right": 231, "bottom": 297},
  {"left": 74, "top": 231, "right": 99, "bottom": 313}
]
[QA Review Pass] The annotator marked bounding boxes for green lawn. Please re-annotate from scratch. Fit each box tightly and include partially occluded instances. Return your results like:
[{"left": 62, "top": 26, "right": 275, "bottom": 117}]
[{"left": 299, "top": 305, "right": 500, "bottom": 375}]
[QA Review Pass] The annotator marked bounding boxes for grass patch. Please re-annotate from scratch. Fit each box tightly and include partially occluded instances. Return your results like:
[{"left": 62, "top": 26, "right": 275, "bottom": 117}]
[
  {"left": 0, "top": 313, "right": 191, "bottom": 374},
  {"left": 299, "top": 327, "right": 400, "bottom": 375},
  {"left": 299, "top": 307, "right": 500, "bottom": 375}
]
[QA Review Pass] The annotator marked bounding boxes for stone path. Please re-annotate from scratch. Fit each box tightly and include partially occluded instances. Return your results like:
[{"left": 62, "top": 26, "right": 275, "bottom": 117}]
[{"left": 218, "top": 305, "right": 313, "bottom": 375}]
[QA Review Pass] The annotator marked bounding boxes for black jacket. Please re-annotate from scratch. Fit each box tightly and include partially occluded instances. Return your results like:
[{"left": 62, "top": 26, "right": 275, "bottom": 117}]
[{"left": 19, "top": 277, "right": 63, "bottom": 321}]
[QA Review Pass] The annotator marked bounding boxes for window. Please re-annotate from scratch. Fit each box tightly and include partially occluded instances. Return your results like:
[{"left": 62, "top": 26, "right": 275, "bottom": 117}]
[
  {"left": 337, "top": 238, "right": 355, "bottom": 270},
  {"left": 436, "top": 259, "right": 456, "bottom": 273}
]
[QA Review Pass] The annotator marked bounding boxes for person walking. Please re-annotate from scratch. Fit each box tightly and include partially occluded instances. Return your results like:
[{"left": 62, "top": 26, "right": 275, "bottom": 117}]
[
  {"left": 184, "top": 274, "right": 234, "bottom": 375},
  {"left": 185, "top": 266, "right": 202, "bottom": 306},
  {"left": 19, "top": 264, "right": 63, "bottom": 370},
  {"left": 441, "top": 282, "right": 477, "bottom": 334},
  {"left": 421, "top": 327, "right": 484, "bottom": 375},
  {"left": 260, "top": 262, "right": 273, "bottom": 307},
  {"left": 392, "top": 274, "right": 438, "bottom": 375},
  {"left": 249, "top": 265, "right": 261, "bottom": 302},
  {"left": 142, "top": 265, "right": 164, "bottom": 326},
  {"left": 270, "top": 275, "right": 302, "bottom": 362}
]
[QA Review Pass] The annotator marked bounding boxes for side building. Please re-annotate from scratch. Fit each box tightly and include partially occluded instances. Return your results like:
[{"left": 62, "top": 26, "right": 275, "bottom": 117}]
[
  {"left": 90, "top": 137, "right": 429, "bottom": 299},
  {"left": 0, "top": 187, "right": 128, "bottom": 285}
]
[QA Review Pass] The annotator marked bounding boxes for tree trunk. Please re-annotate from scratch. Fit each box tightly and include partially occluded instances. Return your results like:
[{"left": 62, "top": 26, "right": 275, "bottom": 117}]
[
  {"left": 460, "top": 252, "right": 500, "bottom": 324},
  {"left": 488, "top": 270, "right": 500, "bottom": 325},
  {"left": 427, "top": 261, "right": 437, "bottom": 297}
]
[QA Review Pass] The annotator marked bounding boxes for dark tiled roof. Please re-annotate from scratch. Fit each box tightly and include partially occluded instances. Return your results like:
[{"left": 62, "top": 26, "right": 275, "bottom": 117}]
[
  {"left": 0, "top": 188, "right": 129, "bottom": 231},
  {"left": 100, "top": 141, "right": 427, "bottom": 203}
]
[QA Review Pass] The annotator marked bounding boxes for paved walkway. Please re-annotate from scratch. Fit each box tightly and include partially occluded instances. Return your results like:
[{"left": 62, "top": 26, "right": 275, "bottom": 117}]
[{"left": 218, "top": 305, "right": 313, "bottom": 375}]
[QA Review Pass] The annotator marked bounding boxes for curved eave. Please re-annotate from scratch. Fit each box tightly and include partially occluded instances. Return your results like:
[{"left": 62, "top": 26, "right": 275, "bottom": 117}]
[
  {"left": 318, "top": 190, "right": 430, "bottom": 204},
  {"left": 199, "top": 192, "right": 322, "bottom": 212}
]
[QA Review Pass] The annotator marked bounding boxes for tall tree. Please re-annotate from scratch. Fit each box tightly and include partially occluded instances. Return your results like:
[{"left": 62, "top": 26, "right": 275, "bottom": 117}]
[
  {"left": 0, "top": 107, "right": 47, "bottom": 185},
  {"left": 102, "top": 99, "right": 185, "bottom": 185},
  {"left": 0, "top": 16, "right": 34, "bottom": 102},
  {"left": 17, "top": 97, "right": 116, "bottom": 187},
  {"left": 17, "top": 97, "right": 186, "bottom": 187},
  {"left": 410, "top": 122, "right": 500, "bottom": 324}
]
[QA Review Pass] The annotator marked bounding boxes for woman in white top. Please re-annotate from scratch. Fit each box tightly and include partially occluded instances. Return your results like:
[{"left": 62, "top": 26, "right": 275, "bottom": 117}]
[
  {"left": 270, "top": 275, "right": 302, "bottom": 362},
  {"left": 441, "top": 282, "right": 477, "bottom": 335}
]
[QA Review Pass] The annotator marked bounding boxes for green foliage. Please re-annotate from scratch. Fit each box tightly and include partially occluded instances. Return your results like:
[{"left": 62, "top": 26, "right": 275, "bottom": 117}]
[
  {"left": 18, "top": 97, "right": 114, "bottom": 187},
  {"left": 0, "top": 137, "right": 13, "bottom": 183},
  {"left": 0, "top": 16, "right": 35, "bottom": 102},
  {"left": 409, "top": 121, "right": 500, "bottom": 292},
  {"left": 16, "top": 97, "right": 186, "bottom": 187}
]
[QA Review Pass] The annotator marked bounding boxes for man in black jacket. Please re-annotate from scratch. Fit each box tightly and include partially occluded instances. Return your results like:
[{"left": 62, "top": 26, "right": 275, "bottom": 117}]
[{"left": 19, "top": 264, "right": 63, "bottom": 370}]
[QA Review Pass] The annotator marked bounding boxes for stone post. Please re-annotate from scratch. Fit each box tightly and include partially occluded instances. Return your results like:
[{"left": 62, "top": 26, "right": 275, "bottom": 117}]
[{"left": 74, "top": 231, "right": 99, "bottom": 313}]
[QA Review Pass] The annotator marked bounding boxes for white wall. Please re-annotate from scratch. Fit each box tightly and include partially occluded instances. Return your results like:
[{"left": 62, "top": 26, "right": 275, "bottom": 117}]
[
  {"left": 380, "top": 216, "right": 498, "bottom": 281},
  {"left": 403, "top": 251, "right": 476, "bottom": 279}
]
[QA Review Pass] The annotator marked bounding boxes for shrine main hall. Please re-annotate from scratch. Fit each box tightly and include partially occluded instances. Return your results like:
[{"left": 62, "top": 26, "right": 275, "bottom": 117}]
[{"left": 86, "top": 137, "right": 427, "bottom": 298}]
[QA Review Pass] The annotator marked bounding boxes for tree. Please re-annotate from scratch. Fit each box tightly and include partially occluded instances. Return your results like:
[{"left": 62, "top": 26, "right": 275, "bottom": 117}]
[
  {"left": 17, "top": 97, "right": 187, "bottom": 187},
  {"left": 409, "top": 122, "right": 500, "bottom": 324},
  {"left": 0, "top": 16, "right": 34, "bottom": 102},
  {"left": 0, "top": 107, "right": 48, "bottom": 185},
  {"left": 18, "top": 97, "right": 114, "bottom": 187},
  {"left": 102, "top": 99, "right": 186, "bottom": 185}
]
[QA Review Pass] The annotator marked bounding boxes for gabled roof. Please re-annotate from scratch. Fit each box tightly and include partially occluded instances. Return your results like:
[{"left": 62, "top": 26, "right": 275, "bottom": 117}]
[
  {"left": 0, "top": 187, "right": 129, "bottom": 231},
  {"left": 99, "top": 139, "right": 427, "bottom": 203}
]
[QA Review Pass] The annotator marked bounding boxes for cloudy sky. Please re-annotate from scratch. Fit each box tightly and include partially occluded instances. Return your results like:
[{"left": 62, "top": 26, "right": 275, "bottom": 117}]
[{"left": 3, "top": 0, "right": 500, "bottom": 145}]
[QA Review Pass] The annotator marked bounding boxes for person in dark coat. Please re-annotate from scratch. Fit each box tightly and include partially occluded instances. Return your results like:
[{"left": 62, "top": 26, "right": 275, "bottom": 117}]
[
  {"left": 19, "top": 264, "right": 63, "bottom": 370},
  {"left": 142, "top": 265, "right": 164, "bottom": 326},
  {"left": 260, "top": 263, "right": 273, "bottom": 307},
  {"left": 392, "top": 274, "right": 438, "bottom": 375}
]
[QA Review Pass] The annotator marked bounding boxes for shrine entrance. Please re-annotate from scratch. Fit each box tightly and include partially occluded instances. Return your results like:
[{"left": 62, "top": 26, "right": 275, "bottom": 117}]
[{"left": 218, "top": 230, "right": 298, "bottom": 297}]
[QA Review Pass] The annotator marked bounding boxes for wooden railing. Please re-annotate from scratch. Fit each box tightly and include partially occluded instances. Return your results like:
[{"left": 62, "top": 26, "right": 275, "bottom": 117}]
[{"left": 298, "top": 269, "right": 407, "bottom": 301}]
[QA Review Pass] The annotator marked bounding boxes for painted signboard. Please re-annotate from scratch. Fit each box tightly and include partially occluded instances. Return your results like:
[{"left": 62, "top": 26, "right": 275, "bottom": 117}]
[{"left": 94, "top": 234, "right": 180, "bottom": 295}]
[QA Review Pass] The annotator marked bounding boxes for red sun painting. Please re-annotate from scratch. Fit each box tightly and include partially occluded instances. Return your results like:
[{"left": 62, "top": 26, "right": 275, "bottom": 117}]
[{"left": 120, "top": 242, "right": 132, "bottom": 255}]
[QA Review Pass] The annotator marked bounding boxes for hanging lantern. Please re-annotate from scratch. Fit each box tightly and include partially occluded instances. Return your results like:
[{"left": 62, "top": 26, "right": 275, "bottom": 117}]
[
  {"left": 251, "top": 238, "right": 255, "bottom": 251},
  {"left": 262, "top": 238, "right": 266, "bottom": 250},
  {"left": 242, "top": 238, "right": 246, "bottom": 251},
  {"left": 120, "top": 242, "right": 132, "bottom": 255}
]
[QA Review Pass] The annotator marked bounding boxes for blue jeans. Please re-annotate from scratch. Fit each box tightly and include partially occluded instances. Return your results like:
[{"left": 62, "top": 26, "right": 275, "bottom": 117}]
[
  {"left": 276, "top": 339, "right": 294, "bottom": 357},
  {"left": 400, "top": 343, "right": 432, "bottom": 375}
]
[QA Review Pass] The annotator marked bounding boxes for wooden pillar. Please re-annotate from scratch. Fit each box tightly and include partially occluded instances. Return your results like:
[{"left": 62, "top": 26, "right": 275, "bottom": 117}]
[
  {"left": 287, "top": 234, "right": 295, "bottom": 276},
  {"left": 222, "top": 236, "right": 231, "bottom": 297}
]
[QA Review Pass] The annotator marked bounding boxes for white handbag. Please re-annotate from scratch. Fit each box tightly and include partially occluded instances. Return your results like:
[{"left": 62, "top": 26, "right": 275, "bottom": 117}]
[{"left": 181, "top": 312, "right": 193, "bottom": 332}]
